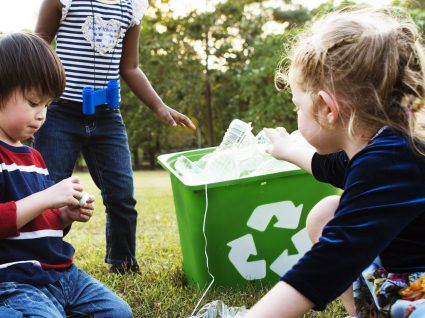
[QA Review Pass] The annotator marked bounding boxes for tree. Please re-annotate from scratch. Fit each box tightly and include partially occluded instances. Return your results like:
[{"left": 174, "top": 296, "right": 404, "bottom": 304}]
[
  {"left": 120, "top": 1, "right": 203, "bottom": 168},
  {"left": 180, "top": 0, "right": 268, "bottom": 146},
  {"left": 238, "top": 32, "right": 297, "bottom": 133}
]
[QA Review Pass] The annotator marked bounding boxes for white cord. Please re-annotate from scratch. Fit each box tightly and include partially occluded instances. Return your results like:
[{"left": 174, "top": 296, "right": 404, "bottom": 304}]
[{"left": 190, "top": 183, "right": 215, "bottom": 316}]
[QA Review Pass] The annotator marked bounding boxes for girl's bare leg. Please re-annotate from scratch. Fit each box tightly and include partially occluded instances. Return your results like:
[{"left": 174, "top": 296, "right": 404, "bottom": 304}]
[{"left": 306, "top": 195, "right": 356, "bottom": 317}]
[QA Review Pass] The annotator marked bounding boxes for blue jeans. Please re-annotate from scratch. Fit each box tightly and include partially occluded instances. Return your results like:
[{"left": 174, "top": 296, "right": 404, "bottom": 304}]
[
  {"left": 34, "top": 101, "right": 138, "bottom": 266},
  {"left": 392, "top": 299, "right": 425, "bottom": 318},
  {"left": 0, "top": 265, "right": 132, "bottom": 317}
]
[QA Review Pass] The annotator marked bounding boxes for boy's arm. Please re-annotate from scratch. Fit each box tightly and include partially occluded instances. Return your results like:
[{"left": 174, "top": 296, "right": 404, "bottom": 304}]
[
  {"left": 120, "top": 25, "right": 196, "bottom": 130},
  {"left": 35, "top": 0, "right": 62, "bottom": 43},
  {"left": 15, "top": 191, "right": 54, "bottom": 229},
  {"left": 0, "top": 202, "right": 19, "bottom": 238},
  {"left": 0, "top": 186, "right": 75, "bottom": 239},
  {"left": 15, "top": 176, "right": 82, "bottom": 229},
  {"left": 245, "top": 281, "right": 314, "bottom": 318},
  {"left": 0, "top": 174, "right": 52, "bottom": 237},
  {"left": 58, "top": 195, "right": 95, "bottom": 228}
]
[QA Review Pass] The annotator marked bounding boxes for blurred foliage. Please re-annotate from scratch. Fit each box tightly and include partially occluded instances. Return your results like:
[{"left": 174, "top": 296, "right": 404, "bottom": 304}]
[{"left": 116, "top": 0, "right": 425, "bottom": 168}]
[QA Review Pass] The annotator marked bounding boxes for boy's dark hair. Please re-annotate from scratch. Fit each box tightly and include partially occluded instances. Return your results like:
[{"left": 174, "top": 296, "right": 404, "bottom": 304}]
[{"left": 0, "top": 33, "right": 65, "bottom": 108}]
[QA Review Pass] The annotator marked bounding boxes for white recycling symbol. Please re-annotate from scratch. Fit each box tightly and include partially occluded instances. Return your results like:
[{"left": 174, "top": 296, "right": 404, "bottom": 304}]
[{"left": 227, "top": 201, "right": 312, "bottom": 280}]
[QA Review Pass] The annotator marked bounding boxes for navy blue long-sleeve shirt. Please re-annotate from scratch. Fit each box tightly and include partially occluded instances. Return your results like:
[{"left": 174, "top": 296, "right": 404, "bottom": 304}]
[
  {"left": 281, "top": 127, "right": 425, "bottom": 310},
  {"left": 0, "top": 141, "right": 75, "bottom": 285}
]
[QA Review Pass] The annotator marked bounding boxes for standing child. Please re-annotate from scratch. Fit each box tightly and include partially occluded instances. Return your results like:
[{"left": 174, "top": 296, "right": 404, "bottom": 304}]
[
  {"left": 245, "top": 7, "right": 425, "bottom": 318},
  {"left": 0, "top": 33, "right": 132, "bottom": 317},
  {"left": 34, "top": 0, "right": 196, "bottom": 273}
]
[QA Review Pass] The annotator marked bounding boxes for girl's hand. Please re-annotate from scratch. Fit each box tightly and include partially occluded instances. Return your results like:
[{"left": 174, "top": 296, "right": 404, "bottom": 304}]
[
  {"left": 59, "top": 195, "right": 95, "bottom": 227},
  {"left": 155, "top": 104, "right": 196, "bottom": 130},
  {"left": 43, "top": 176, "right": 83, "bottom": 209},
  {"left": 264, "top": 127, "right": 296, "bottom": 160}
]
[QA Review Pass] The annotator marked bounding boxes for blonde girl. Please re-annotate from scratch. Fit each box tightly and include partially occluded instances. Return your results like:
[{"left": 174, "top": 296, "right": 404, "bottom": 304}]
[{"left": 246, "top": 7, "right": 425, "bottom": 318}]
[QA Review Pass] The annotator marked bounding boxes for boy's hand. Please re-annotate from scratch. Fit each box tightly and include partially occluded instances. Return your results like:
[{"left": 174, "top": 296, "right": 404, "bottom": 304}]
[
  {"left": 43, "top": 176, "right": 83, "bottom": 208},
  {"left": 155, "top": 104, "right": 196, "bottom": 130},
  {"left": 59, "top": 195, "right": 95, "bottom": 227},
  {"left": 15, "top": 177, "right": 90, "bottom": 230},
  {"left": 264, "top": 127, "right": 295, "bottom": 160}
]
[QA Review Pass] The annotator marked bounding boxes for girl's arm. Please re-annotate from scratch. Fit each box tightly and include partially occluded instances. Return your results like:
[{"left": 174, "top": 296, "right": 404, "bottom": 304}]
[
  {"left": 265, "top": 127, "right": 315, "bottom": 174},
  {"left": 245, "top": 281, "right": 314, "bottom": 318},
  {"left": 120, "top": 24, "right": 196, "bottom": 130},
  {"left": 35, "top": 0, "right": 62, "bottom": 43},
  {"left": 120, "top": 24, "right": 164, "bottom": 116}
]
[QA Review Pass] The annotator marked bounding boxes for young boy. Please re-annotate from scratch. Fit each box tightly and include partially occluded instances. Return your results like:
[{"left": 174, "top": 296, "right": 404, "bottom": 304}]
[{"left": 0, "top": 33, "right": 132, "bottom": 317}]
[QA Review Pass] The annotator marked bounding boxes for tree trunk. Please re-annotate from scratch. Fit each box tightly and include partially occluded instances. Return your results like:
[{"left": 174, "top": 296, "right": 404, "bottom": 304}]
[
  {"left": 132, "top": 146, "right": 140, "bottom": 170},
  {"left": 204, "top": 30, "right": 214, "bottom": 147},
  {"left": 148, "top": 138, "right": 160, "bottom": 169},
  {"left": 148, "top": 149, "right": 156, "bottom": 169}
]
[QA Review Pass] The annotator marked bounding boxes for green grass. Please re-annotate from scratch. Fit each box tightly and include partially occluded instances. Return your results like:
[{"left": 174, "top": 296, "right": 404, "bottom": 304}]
[{"left": 68, "top": 171, "right": 346, "bottom": 318}]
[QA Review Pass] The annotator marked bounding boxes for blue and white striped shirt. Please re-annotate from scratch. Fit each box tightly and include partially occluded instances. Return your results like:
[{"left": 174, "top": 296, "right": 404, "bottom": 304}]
[{"left": 56, "top": 0, "right": 148, "bottom": 102}]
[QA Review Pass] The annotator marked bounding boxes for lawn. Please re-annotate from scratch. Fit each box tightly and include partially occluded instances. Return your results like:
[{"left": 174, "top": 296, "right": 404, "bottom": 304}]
[{"left": 68, "top": 171, "right": 346, "bottom": 318}]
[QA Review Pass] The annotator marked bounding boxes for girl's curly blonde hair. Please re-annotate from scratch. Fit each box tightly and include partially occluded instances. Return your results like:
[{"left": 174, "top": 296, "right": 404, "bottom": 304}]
[{"left": 276, "top": 6, "right": 425, "bottom": 154}]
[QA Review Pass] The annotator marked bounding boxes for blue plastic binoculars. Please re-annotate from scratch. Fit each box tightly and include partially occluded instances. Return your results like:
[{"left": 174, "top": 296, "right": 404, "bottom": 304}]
[{"left": 82, "top": 80, "right": 119, "bottom": 115}]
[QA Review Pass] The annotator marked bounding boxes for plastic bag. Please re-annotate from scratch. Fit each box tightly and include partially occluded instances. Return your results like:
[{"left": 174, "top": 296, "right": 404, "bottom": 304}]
[{"left": 188, "top": 300, "right": 248, "bottom": 318}]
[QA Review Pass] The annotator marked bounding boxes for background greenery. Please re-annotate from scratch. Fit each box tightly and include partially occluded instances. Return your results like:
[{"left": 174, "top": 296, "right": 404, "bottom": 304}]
[
  {"left": 71, "top": 171, "right": 346, "bottom": 317},
  {"left": 2, "top": 0, "right": 423, "bottom": 316},
  {"left": 69, "top": 1, "right": 425, "bottom": 316},
  {"left": 119, "top": 0, "right": 425, "bottom": 168}
]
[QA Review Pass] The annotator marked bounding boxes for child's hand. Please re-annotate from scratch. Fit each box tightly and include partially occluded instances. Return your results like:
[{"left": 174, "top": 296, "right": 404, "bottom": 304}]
[
  {"left": 59, "top": 195, "right": 95, "bottom": 226},
  {"left": 264, "top": 127, "right": 295, "bottom": 160},
  {"left": 43, "top": 176, "right": 83, "bottom": 209},
  {"left": 155, "top": 104, "right": 196, "bottom": 130}
]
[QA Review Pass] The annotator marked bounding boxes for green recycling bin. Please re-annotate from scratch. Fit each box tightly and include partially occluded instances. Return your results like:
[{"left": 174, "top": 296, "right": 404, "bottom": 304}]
[{"left": 158, "top": 147, "right": 339, "bottom": 288}]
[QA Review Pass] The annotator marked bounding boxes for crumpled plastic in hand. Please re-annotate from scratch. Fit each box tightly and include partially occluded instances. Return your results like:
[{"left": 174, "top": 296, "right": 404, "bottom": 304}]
[{"left": 188, "top": 300, "right": 248, "bottom": 318}]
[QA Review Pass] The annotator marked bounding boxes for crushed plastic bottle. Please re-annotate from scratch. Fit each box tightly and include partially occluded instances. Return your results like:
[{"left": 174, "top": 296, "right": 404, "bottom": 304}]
[
  {"left": 175, "top": 156, "right": 200, "bottom": 176},
  {"left": 250, "top": 157, "right": 298, "bottom": 177},
  {"left": 219, "top": 119, "right": 254, "bottom": 151},
  {"left": 237, "top": 150, "right": 270, "bottom": 177},
  {"left": 290, "top": 130, "right": 312, "bottom": 148},
  {"left": 174, "top": 120, "right": 312, "bottom": 184},
  {"left": 254, "top": 129, "right": 272, "bottom": 152},
  {"left": 174, "top": 155, "right": 205, "bottom": 184},
  {"left": 188, "top": 300, "right": 248, "bottom": 318},
  {"left": 203, "top": 150, "right": 240, "bottom": 182}
]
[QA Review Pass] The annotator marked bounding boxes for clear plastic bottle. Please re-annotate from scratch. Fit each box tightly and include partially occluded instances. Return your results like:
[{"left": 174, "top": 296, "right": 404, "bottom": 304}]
[
  {"left": 188, "top": 300, "right": 248, "bottom": 318},
  {"left": 255, "top": 129, "right": 271, "bottom": 145},
  {"left": 174, "top": 155, "right": 204, "bottom": 184},
  {"left": 290, "top": 130, "right": 313, "bottom": 148},
  {"left": 203, "top": 150, "right": 240, "bottom": 182},
  {"left": 218, "top": 119, "right": 254, "bottom": 150}
]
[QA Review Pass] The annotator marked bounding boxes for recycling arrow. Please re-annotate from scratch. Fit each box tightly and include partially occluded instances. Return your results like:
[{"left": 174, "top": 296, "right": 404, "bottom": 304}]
[
  {"left": 270, "top": 228, "right": 312, "bottom": 276},
  {"left": 227, "top": 234, "right": 266, "bottom": 280},
  {"left": 228, "top": 200, "right": 310, "bottom": 280},
  {"left": 247, "top": 201, "right": 303, "bottom": 232}
]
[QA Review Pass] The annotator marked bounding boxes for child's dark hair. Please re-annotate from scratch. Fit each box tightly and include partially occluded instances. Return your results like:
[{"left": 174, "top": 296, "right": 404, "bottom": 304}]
[{"left": 0, "top": 33, "right": 65, "bottom": 108}]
